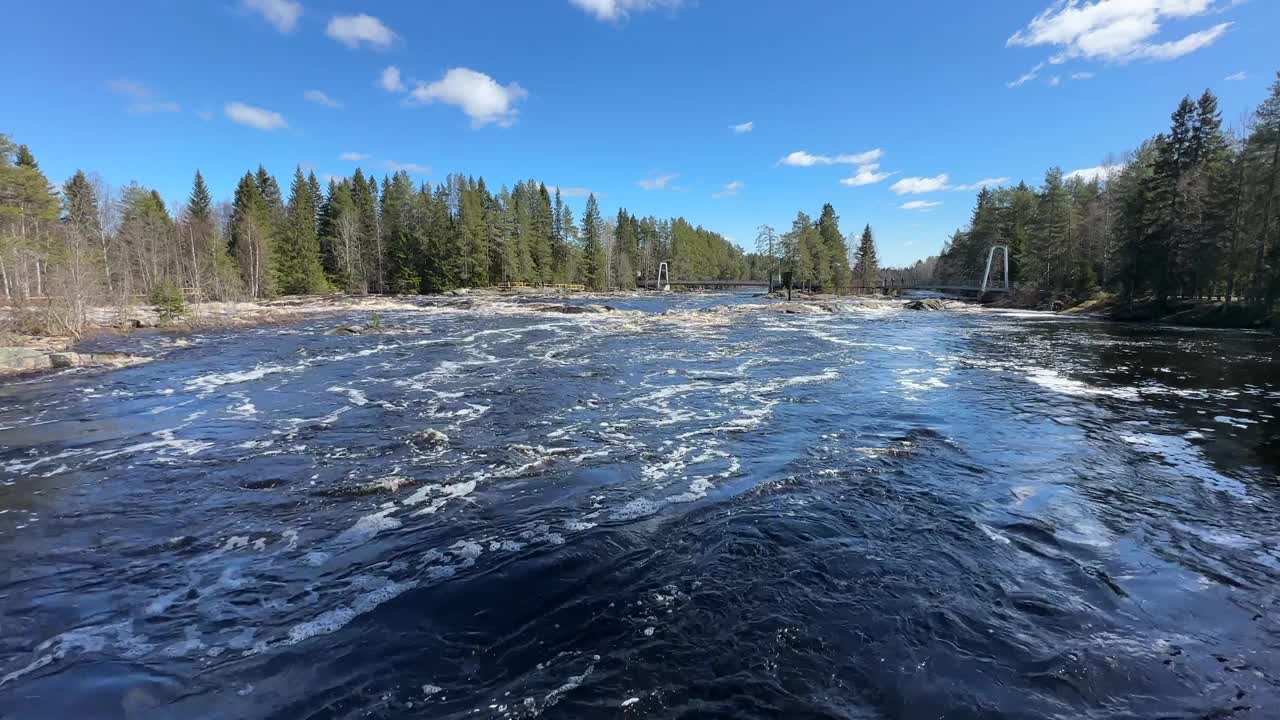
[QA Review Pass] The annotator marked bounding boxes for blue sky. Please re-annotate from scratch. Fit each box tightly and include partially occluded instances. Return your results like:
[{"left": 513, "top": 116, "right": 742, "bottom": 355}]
[{"left": 5, "top": 0, "right": 1276, "bottom": 266}]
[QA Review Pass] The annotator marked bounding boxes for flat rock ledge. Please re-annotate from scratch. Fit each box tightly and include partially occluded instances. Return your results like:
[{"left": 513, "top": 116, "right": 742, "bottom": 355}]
[{"left": 0, "top": 347, "right": 150, "bottom": 376}]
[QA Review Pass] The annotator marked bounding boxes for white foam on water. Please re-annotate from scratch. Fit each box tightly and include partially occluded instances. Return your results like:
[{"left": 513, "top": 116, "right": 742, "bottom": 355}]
[
  {"left": 1, "top": 622, "right": 152, "bottom": 687},
  {"left": 405, "top": 479, "right": 477, "bottom": 515},
  {"left": 227, "top": 395, "right": 257, "bottom": 419},
  {"left": 185, "top": 363, "right": 300, "bottom": 397},
  {"left": 284, "top": 577, "right": 417, "bottom": 645},
  {"left": 543, "top": 662, "right": 595, "bottom": 710},
  {"left": 327, "top": 385, "right": 369, "bottom": 406},
  {"left": 336, "top": 508, "right": 402, "bottom": 544},
  {"left": 96, "top": 429, "right": 214, "bottom": 462},
  {"left": 1026, "top": 368, "right": 1139, "bottom": 401},
  {"left": 1213, "top": 415, "right": 1255, "bottom": 428},
  {"left": 612, "top": 498, "right": 662, "bottom": 521}
]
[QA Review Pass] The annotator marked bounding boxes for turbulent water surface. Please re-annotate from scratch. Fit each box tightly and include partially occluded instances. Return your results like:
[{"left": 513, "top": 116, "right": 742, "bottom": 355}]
[{"left": 1, "top": 293, "right": 1279, "bottom": 719}]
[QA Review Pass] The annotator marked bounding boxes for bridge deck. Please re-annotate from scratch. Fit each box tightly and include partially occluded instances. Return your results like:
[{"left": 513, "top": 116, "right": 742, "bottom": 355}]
[{"left": 639, "top": 279, "right": 1008, "bottom": 293}]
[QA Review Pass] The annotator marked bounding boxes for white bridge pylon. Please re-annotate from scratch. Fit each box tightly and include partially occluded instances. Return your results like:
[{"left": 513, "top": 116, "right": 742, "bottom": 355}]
[
  {"left": 980, "top": 245, "right": 1010, "bottom": 294},
  {"left": 656, "top": 261, "right": 671, "bottom": 292}
]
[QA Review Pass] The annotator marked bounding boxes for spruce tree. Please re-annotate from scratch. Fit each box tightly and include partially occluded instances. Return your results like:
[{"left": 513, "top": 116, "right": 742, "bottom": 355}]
[
  {"left": 854, "top": 224, "right": 879, "bottom": 288},
  {"left": 188, "top": 170, "right": 212, "bottom": 222},
  {"left": 580, "top": 193, "right": 605, "bottom": 290},
  {"left": 278, "top": 166, "right": 329, "bottom": 294}
]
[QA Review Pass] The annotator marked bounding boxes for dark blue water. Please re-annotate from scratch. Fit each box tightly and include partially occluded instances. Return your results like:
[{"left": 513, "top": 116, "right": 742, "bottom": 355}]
[{"left": 1, "top": 294, "right": 1278, "bottom": 719}]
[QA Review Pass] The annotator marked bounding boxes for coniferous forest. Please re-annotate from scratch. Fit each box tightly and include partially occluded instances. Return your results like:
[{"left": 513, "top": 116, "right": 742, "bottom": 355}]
[
  {"left": 937, "top": 74, "right": 1280, "bottom": 310},
  {"left": 3, "top": 73, "right": 1278, "bottom": 336}
]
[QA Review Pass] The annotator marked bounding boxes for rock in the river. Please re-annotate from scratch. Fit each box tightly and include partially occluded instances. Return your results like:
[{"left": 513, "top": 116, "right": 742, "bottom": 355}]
[
  {"left": 326, "top": 325, "right": 366, "bottom": 335},
  {"left": 409, "top": 428, "right": 450, "bottom": 447},
  {"left": 528, "top": 303, "right": 610, "bottom": 315},
  {"left": 0, "top": 347, "right": 53, "bottom": 373},
  {"left": 0, "top": 348, "right": 148, "bottom": 376},
  {"left": 905, "top": 299, "right": 949, "bottom": 311}
]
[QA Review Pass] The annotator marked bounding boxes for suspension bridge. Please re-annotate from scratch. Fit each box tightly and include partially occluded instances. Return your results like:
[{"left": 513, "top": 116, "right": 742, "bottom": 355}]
[{"left": 640, "top": 246, "right": 1014, "bottom": 297}]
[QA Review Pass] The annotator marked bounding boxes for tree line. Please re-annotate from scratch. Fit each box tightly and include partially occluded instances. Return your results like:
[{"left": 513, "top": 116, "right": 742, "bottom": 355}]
[
  {"left": 0, "top": 140, "right": 778, "bottom": 333},
  {"left": 937, "top": 72, "right": 1280, "bottom": 310}
]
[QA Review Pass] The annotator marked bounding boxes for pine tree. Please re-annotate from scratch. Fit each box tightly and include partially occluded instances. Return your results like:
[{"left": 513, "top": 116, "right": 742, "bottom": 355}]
[{"left": 14, "top": 144, "right": 38, "bottom": 169}]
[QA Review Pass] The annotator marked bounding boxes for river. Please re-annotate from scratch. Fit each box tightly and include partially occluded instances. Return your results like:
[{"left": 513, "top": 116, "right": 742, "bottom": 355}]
[{"left": 1, "top": 293, "right": 1278, "bottom": 719}]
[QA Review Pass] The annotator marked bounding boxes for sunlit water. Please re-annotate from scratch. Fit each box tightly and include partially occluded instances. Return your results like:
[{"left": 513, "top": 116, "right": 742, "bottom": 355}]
[{"left": 1, "top": 293, "right": 1278, "bottom": 719}]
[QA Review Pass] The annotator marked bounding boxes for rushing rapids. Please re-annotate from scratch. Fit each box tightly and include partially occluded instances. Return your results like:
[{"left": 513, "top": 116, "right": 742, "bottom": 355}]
[{"left": 1, "top": 292, "right": 1278, "bottom": 719}]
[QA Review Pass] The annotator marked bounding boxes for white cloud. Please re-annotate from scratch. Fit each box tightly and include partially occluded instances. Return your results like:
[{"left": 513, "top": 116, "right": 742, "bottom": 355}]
[
  {"left": 953, "top": 177, "right": 1011, "bottom": 191},
  {"left": 1071, "top": 71, "right": 1095, "bottom": 79},
  {"left": 712, "top": 180, "right": 743, "bottom": 199},
  {"left": 322, "top": 173, "right": 345, "bottom": 184},
  {"left": 304, "top": 89, "right": 342, "bottom": 108},
  {"left": 326, "top": 14, "right": 396, "bottom": 49},
  {"left": 1007, "top": 61, "right": 1046, "bottom": 88},
  {"left": 779, "top": 149, "right": 883, "bottom": 167},
  {"left": 1065, "top": 164, "right": 1123, "bottom": 182},
  {"left": 379, "top": 66, "right": 405, "bottom": 93},
  {"left": 409, "top": 68, "right": 528, "bottom": 127},
  {"left": 552, "top": 186, "right": 593, "bottom": 198},
  {"left": 1007, "top": 1, "right": 1231, "bottom": 64},
  {"left": 339, "top": 152, "right": 369, "bottom": 162},
  {"left": 569, "top": 0, "right": 682, "bottom": 22},
  {"left": 890, "top": 174, "right": 951, "bottom": 195},
  {"left": 1048, "top": 75, "right": 1062, "bottom": 86},
  {"left": 224, "top": 101, "right": 288, "bottom": 130},
  {"left": 839, "top": 163, "right": 895, "bottom": 187},
  {"left": 638, "top": 172, "right": 679, "bottom": 190},
  {"left": 1224, "top": 71, "right": 1247, "bottom": 81},
  {"left": 380, "top": 160, "right": 430, "bottom": 174},
  {"left": 196, "top": 109, "right": 213, "bottom": 122},
  {"left": 106, "top": 79, "right": 180, "bottom": 114},
  {"left": 900, "top": 200, "right": 941, "bottom": 211},
  {"left": 731, "top": 121, "right": 753, "bottom": 133},
  {"left": 241, "top": 0, "right": 301, "bottom": 33}
]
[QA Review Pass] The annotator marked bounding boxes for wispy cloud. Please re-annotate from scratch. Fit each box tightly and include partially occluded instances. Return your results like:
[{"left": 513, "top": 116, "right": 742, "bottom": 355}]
[
  {"left": 1225, "top": 70, "right": 1247, "bottom": 81},
  {"left": 1008, "top": 0, "right": 1232, "bottom": 64},
  {"left": 106, "top": 79, "right": 180, "bottom": 114},
  {"left": 953, "top": 177, "right": 1010, "bottom": 191},
  {"left": 1048, "top": 75, "right": 1062, "bottom": 87},
  {"left": 339, "top": 152, "right": 369, "bottom": 162},
  {"left": 304, "top": 89, "right": 342, "bottom": 108},
  {"left": 552, "top": 186, "right": 593, "bottom": 198},
  {"left": 712, "top": 180, "right": 743, "bottom": 199},
  {"left": 569, "top": 0, "right": 683, "bottom": 22},
  {"left": 1065, "top": 165, "right": 1123, "bottom": 182},
  {"left": 890, "top": 174, "right": 950, "bottom": 195},
  {"left": 379, "top": 66, "right": 405, "bottom": 93},
  {"left": 241, "top": 0, "right": 301, "bottom": 33},
  {"left": 731, "top": 121, "right": 753, "bottom": 133},
  {"left": 900, "top": 200, "right": 941, "bottom": 211},
  {"left": 638, "top": 172, "right": 678, "bottom": 190},
  {"left": 839, "top": 164, "right": 895, "bottom": 187},
  {"left": 1071, "top": 71, "right": 1095, "bottom": 80},
  {"left": 779, "top": 149, "right": 883, "bottom": 167},
  {"left": 327, "top": 13, "right": 397, "bottom": 49},
  {"left": 1007, "top": 61, "right": 1045, "bottom": 88},
  {"left": 380, "top": 160, "right": 430, "bottom": 174},
  {"left": 224, "top": 101, "right": 287, "bottom": 130},
  {"left": 409, "top": 68, "right": 528, "bottom": 127}
]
